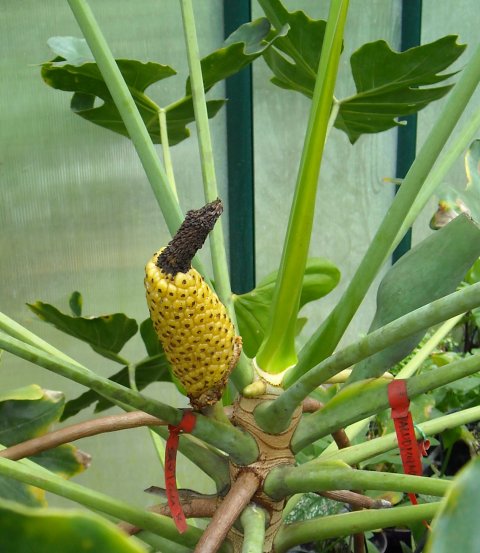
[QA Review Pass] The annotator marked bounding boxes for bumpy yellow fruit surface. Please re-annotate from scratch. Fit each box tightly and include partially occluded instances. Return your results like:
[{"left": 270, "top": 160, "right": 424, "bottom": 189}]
[{"left": 145, "top": 250, "right": 241, "bottom": 408}]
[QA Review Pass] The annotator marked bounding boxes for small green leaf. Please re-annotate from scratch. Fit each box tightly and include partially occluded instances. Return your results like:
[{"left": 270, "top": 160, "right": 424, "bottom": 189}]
[
  {"left": 187, "top": 18, "right": 277, "bottom": 94},
  {"left": 233, "top": 258, "right": 340, "bottom": 357},
  {"left": 28, "top": 301, "right": 138, "bottom": 362},
  {"left": 430, "top": 140, "right": 480, "bottom": 229},
  {"left": 262, "top": 8, "right": 326, "bottom": 97},
  {"left": 351, "top": 215, "right": 480, "bottom": 382},
  {"left": 0, "top": 384, "right": 44, "bottom": 403},
  {"left": 426, "top": 458, "right": 480, "bottom": 553},
  {"left": 0, "top": 476, "right": 46, "bottom": 508},
  {"left": 163, "top": 98, "right": 225, "bottom": 145},
  {"left": 140, "top": 318, "right": 163, "bottom": 357},
  {"left": 41, "top": 31, "right": 275, "bottom": 146},
  {"left": 336, "top": 36, "right": 466, "bottom": 143},
  {"left": 41, "top": 37, "right": 184, "bottom": 143},
  {"left": 431, "top": 352, "right": 462, "bottom": 367},
  {"left": 31, "top": 445, "right": 90, "bottom": 480},
  {"left": 0, "top": 498, "right": 147, "bottom": 553},
  {"left": 464, "top": 257, "right": 480, "bottom": 285},
  {"left": 69, "top": 291, "right": 83, "bottom": 317},
  {"left": 0, "top": 389, "right": 65, "bottom": 446},
  {"left": 47, "top": 36, "right": 94, "bottom": 65},
  {"left": 0, "top": 388, "right": 88, "bottom": 507}
]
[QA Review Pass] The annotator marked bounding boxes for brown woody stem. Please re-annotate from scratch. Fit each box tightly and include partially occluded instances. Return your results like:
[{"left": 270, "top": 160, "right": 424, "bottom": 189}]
[
  {"left": 157, "top": 198, "right": 223, "bottom": 275},
  {"left": 118, "top": 496, "right": 221, "bottom": 535},
  {"left": 194, "top": 471, "right": 260, "bottom": 553},
  {"left": 301, "top": 398, "right": 351, "bottom": 450},
  {"left": 0, "top": 411, "right": 165, "bottom": 461},
  {"left": 319, "top": 490, "right": 391, "bottom": 510}
]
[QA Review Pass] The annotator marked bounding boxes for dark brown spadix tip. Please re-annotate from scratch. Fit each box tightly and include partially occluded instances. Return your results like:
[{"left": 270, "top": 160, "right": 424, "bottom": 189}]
[{"left": 157, "top": 198, "right": 223, "bottom": 275}]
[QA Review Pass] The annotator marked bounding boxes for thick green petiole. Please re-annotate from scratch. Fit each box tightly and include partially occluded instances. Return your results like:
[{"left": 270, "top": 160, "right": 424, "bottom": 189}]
[
  {"left": 273, "top": 502, "right": 440, "bottom": 553},
  {"left": 0, "top": 456, "right": 218, "bottom": 551},
  {"left": 66, "top": 0, "right": 183, "bottom": 235},
  {"left": 318, "top": 314, "right": 465, "bottom": 457},
  {"left": 322, "top": 405, "right": 480, "bottom": 466},
  {"left": 291, "top": 353, "right": 480, "bottom": 451},
  {"left": 264, "top": 463, "right": 450, "bottom": 500},
  {"left": 0, "top": 330, "right": 258, "bottom": 465},
  {"left": 293, "top": 41, "right": 480, "bottom": 379},
  {"left": 255, "top": 281, "right": 480, "bottom": 434},
  {"left": 179, "top": 0, "right": 231, "bottom": 305},
  {"left": 255, "top": 0, "right": 349, "bottom": 374},
  {"left": 179, "top": 0, "right": 253, "bottom": 391}
]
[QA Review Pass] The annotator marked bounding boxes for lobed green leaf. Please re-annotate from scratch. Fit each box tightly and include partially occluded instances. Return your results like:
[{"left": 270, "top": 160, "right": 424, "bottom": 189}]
[
  {"left": 261, "top": 6, "right": 326, "bottom": 97},
  {"left": 336, "top": 36, "right": 466, "bottom": 143},
  {"left": 41, "top": 23, "right": 280, "bottom": 147},
  {"left": 28, "top": 300, "right": 138, "bottom": 363},
  {"left": 187, "top": 18, "right": 278, "bottom": 93},
  {"left": 0, "top": 387, "right": 89, "bottom": 506}
]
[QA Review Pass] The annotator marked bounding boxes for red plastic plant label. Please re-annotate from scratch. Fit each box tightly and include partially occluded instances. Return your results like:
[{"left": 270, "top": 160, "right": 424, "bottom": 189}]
[
  {"left": 388, "top": 379, "right": 428, "bottom": 506},
  {"left": 165, "top": 410, "right": 196, "bottom": 533}
]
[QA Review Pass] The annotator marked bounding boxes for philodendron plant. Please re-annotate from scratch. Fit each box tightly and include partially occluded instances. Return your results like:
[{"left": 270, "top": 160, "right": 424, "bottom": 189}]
[{"left": 1, "top": 0, "right": 480, "bottom": 552}]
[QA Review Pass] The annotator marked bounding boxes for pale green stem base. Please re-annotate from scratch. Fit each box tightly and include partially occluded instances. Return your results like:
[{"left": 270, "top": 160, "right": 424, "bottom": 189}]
[
  {"left": 264, "top": 463, "right": 450, "bottom": 501},
  {"left": 240, "top": 505, "right": 267, "bottom": 553},
  {"left": 256, "top": 0, "right": 349, "bottom": 374}
]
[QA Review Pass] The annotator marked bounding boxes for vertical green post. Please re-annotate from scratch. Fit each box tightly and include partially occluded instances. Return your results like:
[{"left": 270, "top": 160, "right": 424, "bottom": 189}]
[
  {"left": 223, "top": 0, "right": 256, "bottom": 294},
  {"left": 392, "top": 0, "right": 423, "bottom": 263}
]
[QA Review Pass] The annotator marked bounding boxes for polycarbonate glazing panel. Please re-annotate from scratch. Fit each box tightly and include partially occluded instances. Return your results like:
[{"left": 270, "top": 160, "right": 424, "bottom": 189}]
[
  {"left": 1, "top": 1, "right": 226, "bottom": 505},
  {"left": 252, "top": 0, "right": 402, "bottom": 347}
]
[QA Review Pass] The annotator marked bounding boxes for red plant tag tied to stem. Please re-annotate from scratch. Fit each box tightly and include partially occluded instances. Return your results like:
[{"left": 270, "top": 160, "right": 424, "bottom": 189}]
[
  {"left": 388, "top": 380, "right": 430, "bottom": 506},
  {"left": 165, "top": 410, "right": 197, "bottom": 533}
]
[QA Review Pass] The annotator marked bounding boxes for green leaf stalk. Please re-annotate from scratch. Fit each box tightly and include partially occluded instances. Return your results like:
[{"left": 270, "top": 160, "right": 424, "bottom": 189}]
[
  {"left": 255, "top": 281, "right": 480, "bottom": 433},
  {"left": 323, "top": 405, "right": 480, "bottom": 466},
  {"left": 292, "top": 41, "right": 480, "bottom": 380},
  {"left": 179, "top": 0, "right": 252, "bottom": 391},
  {"left": 292, "top": 353, "right": 480, "bottom": 451},
  {"left": 0, "top": 330, "right": 258, "bottom": 465},
  {"left": 255, "top": 0, "right": 349, "bottom": 374},
  {"left": 274, "top": 502, "right": 440, "bottom": 553},
  {"left": 0, "top": 456, "right": 224, "bottom": 552},
  {"left": 319, "top": 314, "right": 464, "bottom": 456},
  {"left": 264, "top": 462, "right": 450, "bottom": 500},
  {"left": 66, "top": 0, "right": 183, "bottom": 236}
]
